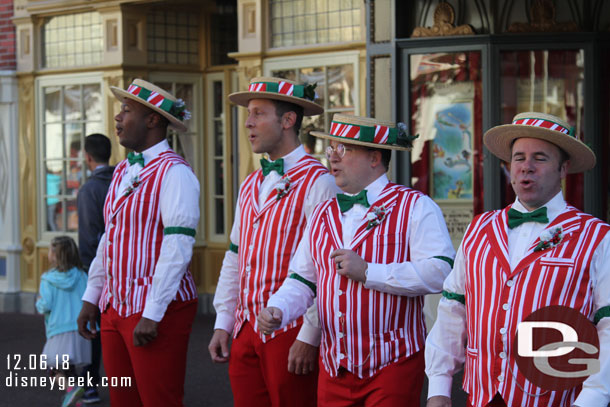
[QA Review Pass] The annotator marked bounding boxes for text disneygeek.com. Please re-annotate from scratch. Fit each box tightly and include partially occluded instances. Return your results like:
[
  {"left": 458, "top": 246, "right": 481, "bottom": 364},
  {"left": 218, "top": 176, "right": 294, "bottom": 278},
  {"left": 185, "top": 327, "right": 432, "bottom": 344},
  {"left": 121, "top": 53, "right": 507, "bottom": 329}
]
[{"left": 4, "top": 354, "right": 131, "bottom": 391}]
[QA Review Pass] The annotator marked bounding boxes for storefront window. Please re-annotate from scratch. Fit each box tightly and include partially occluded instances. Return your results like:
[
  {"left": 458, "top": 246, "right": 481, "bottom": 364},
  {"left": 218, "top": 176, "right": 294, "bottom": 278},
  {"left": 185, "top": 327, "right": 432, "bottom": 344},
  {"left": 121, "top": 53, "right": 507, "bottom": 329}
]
[
  {"left": 42, "top": 12, "right": 103, "bottom": 68},
  {"left": 408, "top": 51, "right": 483, "bottom": 247},
  {"left": 499, "top": 49, "right": 585, "bottom": 209},
  {"left": 147, "top": 10, "right": 199, "bottom": 65},
  {"left": 40, "top": 78, "right": 103, "bottom": 233}
]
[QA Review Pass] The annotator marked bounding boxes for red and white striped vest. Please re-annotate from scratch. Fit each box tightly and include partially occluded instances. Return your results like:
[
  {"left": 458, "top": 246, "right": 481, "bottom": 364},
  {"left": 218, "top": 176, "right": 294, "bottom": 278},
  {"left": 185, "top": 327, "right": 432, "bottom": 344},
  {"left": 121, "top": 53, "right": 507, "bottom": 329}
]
[
  {"left": 461, "top": 205, "right": 609, "bottom": 407},
  {"left": 309, "top": 183, "right": 426, "bottom": 378},
  {"left": 99, "top": 150, "right": 198, "bottom": 317},
  {"left": 234, "top": 155, "right": 329, "bottom": 342}
]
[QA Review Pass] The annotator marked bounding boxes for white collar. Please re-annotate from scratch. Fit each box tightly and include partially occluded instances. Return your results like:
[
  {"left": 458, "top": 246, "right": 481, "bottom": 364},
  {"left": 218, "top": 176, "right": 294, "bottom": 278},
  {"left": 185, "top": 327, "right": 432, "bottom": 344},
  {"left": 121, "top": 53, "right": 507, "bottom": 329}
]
[
  {"left": 344, "top": 173, "right": 389, "bottom": 206},
  {"left": 139, "top": 139, "right": 170, "bottom": 166},
  {"left": 512, "top": 190, "right": 567, "bottom": 223}
]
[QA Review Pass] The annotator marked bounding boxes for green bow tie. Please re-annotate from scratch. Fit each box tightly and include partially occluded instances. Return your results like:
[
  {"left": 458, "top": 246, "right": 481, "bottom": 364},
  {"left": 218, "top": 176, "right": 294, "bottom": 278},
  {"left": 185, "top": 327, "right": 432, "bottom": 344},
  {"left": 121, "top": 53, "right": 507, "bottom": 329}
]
[
  {"left": 507, "top": 207, "right": 549, "bottom": 229},
  {"left": 337, "top": 190, "right": 370, "bottom": 213},
  {"left": 260, "top": 158, "right": 284, "bottom": 176},
  {"left": 127, "top": 152, "right": 145, "bottom": 167}
]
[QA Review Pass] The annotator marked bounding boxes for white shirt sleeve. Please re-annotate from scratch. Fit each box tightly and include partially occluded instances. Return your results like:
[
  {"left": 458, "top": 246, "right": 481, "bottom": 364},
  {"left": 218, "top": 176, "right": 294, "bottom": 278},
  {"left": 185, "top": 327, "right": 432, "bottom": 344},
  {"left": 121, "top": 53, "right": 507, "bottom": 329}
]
[
  {"left": 212, "top": 185, "right": 242, "bottom": 333},
  {"left": 573, "top": 232, "right": 610, "bottom": 407},
  {"left": 364, "top": 194, "right": 455, "bottom": 296},
  {"left": 296, "top": 173, "right": 340, "bottom": 346},
  {"left": 141, "top": 164, "right": 200, "bottom": 322},
  {"left": 82, "top": 232, "right": 107, "bottom": 305},
  {"left": 425, "top": 242, "right": 468, "bottom": 399}
]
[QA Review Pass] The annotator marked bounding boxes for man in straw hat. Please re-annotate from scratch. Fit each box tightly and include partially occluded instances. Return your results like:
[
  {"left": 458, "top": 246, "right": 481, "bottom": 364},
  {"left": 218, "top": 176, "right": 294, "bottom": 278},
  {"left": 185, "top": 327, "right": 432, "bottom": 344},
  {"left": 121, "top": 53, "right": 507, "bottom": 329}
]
[
  {"left": 425, "top": 112, "right": 610, "bottom": 407},
  {"left": 77, "top": 79, "right": 199, "bottom": 407},
  {"left": 258, "top": 114, "right": 455, "bottom": 405},
  {"left": 208, "top": 77, "right": 339, "bottom": 406}
]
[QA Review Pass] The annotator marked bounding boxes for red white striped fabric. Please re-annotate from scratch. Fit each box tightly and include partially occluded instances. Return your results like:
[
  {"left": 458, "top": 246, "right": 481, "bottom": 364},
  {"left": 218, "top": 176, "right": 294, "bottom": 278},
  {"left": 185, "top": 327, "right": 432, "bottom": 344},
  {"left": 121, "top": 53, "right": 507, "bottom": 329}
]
[
  {"left": 329, "top": 121, "right": 391, "bottom": 144},
  {"left": 99, "top": 151, "right": 198, "bottom": 317},
  {"left": 461, "top": 206, "right": 609, "bottom": 407},
  {"left": 309, "top": 184, "right": 426, "bottom": 378},
  {"left": 512, "top": 118, "right": 571, "bottom": 135},
  {"left": 234, "top": 156, "right": 329, "bottom": 342},
  {"left": 277, "top": 81, "right": 294, "bottom": 95},
  {"left": 126, "top": 85, "right": 167, "bottom": 108},
  {"left": 248, "top": 82, "right": 266, "bottom": 92}
]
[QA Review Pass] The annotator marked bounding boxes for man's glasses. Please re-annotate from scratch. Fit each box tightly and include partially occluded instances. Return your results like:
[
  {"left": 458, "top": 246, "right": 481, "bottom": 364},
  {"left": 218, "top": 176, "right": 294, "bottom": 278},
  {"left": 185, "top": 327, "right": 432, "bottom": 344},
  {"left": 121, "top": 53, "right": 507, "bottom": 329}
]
[{"left": 325, "top": 143, "right": 346, "bottom": 159}]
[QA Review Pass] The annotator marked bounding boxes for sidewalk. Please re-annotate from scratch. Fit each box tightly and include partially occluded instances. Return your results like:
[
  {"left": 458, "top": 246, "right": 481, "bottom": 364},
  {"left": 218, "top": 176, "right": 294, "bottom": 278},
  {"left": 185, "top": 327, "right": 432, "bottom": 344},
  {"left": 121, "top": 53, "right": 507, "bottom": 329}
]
[{"left": 0, "top": 313, "right": 233, "bottom": 407}]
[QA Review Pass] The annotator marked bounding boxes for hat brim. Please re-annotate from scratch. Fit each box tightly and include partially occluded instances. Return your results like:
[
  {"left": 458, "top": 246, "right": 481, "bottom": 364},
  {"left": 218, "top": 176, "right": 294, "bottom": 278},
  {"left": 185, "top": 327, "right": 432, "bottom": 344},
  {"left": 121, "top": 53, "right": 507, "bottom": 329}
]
[
  {"left": 228, "top": 91, "right": 323, "bottom": 116},
  {"left": 111, "top": 87, "right": 188, "bottom": 133},
  {"left": 310, "top": 131, "right": 411, "bottom": 151},
  {"left": 483, "top": 124, "right": 596, "bottom": 173}
]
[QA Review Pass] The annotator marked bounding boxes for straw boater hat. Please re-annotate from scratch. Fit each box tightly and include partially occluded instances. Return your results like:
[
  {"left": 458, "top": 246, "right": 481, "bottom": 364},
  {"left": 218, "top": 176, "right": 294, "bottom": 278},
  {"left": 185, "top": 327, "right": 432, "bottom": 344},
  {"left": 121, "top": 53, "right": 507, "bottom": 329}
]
[
  {"left": 228, "top": 76, "right": 323, "bottom": 116},
  {"left": 484, "top": 112, "right": 596, "bottom": 173},
  {"left": 310, "top": 114, "right": 416, "bottom": 151},
  {"left": 110, "top": 79, "right": 191, "bottom": 133}
]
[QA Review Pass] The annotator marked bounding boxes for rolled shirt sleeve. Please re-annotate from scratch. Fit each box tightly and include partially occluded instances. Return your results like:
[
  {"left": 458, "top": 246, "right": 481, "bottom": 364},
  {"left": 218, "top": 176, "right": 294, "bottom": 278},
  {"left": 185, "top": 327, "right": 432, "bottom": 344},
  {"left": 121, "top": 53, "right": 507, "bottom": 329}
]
[
  {"left": 142, "top": 164, "right": 200, "bottom": 322},
  {"left": 364, "top": 194, "right": 455, "bottom": 296}
]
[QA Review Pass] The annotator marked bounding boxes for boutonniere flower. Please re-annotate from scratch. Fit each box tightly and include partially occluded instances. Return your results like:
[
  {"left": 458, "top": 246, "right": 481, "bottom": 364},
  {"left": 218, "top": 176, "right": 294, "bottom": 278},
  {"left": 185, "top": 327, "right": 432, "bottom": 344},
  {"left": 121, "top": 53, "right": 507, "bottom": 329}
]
[
  {"left": 275, "top": 176, "right": 292, "bottom": 200},
  {"left": 170, "top": 98, "right": 192, "bottom": 121},
  {"left": 124, "top": 176, "right": 141, "bottom": 197},
  {"left": 365, "top": 206, "right": 387, "bottom": 230},
  {"left": 534, "top": 226, "right": 563, "bottom": 252}
]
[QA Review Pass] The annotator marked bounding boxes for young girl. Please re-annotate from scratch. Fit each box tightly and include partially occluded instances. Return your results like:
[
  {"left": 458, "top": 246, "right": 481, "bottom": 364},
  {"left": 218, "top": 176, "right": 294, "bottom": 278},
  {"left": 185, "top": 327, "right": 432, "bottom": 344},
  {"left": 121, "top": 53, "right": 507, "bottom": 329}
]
[{"left": 36, "top": 236, "right": 91, "bottom": 407}]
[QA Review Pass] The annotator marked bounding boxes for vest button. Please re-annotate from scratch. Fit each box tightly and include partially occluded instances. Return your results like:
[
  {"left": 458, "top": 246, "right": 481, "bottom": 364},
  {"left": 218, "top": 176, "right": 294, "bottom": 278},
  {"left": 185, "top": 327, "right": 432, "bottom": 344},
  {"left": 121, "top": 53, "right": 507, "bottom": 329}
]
[
  {"left": 506, "top": 279, "right": 514, "bottom": 287},
  {"left": 502, "top": 303, "right": 509, "bottom": 311},
  {"left": 499, "top": 327, "right": 507, "bottom": 335}
]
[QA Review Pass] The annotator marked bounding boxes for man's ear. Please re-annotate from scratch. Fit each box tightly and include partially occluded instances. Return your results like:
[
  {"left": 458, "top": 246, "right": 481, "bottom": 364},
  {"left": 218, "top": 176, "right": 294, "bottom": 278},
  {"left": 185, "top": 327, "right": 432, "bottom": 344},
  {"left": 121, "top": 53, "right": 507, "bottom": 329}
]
[
  {"left": 369, "top": 149, "right": 383, "bottom": 169},
  {"left": 281, "top": 111, "right": 297, "bottom": 130},
  {"left": 146, "top": 112, "right": 162, "bottom": 129},
  {"left": 560, "top": 159, "right": 570, "bottom": 179}
]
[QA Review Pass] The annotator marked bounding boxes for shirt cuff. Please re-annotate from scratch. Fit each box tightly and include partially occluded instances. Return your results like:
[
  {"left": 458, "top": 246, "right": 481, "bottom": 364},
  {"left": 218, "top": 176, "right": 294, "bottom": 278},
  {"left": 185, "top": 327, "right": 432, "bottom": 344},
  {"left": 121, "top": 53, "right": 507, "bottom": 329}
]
[
  {"left": 427, "top": 375, "right": 453, "bottom": 399},
  {"left": 363, "top": 263, "right": 386, "bottom": 291},
  {"left": 82, "top": 287, "right": 102, "bottom": 306},
  {"left": 142, "top": 298, "right": 169, "bottom": 322},
  {"left": 267, "top": 296, "right": 291, "bottom": 329},
  {"left": 214, "top": 311, "right": 235, "bottom": 333},
  {"left": 573, "top": 389, "right": 610, "bottom": 407},
  {"left": 296, "top": 323, "right": 321, "bottom": 346}
]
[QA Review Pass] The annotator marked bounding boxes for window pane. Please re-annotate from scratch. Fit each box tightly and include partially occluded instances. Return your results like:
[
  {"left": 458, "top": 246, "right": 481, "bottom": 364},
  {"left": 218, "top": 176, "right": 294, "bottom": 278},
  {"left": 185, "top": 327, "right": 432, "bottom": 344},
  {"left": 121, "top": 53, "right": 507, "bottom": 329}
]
[
  {"left": 64, "top": 85, "right": 82, "bottom": 121},
  {"left": 45, "top": 166, "right": 62, "bottom": 232},
  {"left": 43, "top": 12, "right": 103, "bottom": 68},
  {"left": 45, "top": 123, "right": 64, "bottom": 160},
  {"left": 147, "top": 10, "right": 201, "bottom": 65},
  {"left": 215, "top": 198, "right": 225, "bottom": 235},
  {"left": 66, "top": 160, "right": 82, "bottom": 197},
  {"left": 328, "top": 64, "right": 354, "bottom": 108},
  {"left": 66, "top": 198, "right": 78, "bottom": 232},
  {"left": 214, "top": 159, "right": 224, "bottom": 196},
  {"left": 44, "top": 87, "right": 62, "bottom": 123}
]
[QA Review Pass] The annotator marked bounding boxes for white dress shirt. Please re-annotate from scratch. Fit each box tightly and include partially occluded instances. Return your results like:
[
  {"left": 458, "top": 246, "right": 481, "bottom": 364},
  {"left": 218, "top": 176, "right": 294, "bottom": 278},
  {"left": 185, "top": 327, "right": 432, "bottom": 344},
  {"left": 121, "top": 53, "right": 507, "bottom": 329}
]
[{"left": 82, "top": 139, "right": 200, "bottom": 322}]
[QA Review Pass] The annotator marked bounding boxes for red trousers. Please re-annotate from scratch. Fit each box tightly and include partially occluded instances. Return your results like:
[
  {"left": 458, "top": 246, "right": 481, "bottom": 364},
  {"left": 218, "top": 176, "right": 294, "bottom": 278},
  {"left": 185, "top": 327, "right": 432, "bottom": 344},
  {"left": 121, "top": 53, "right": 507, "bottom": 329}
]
[
  {"left": 100, "top": 300, "right": 197, "bottom": 407},
  {"left": 229, "top": 321, "right": 318, "bottom": 407},
  {"left": 317, "top": 350, "right": 425, "bottom": 407},
  {"left": 468, "top": 393, "right": 507, "bottom": 407}
]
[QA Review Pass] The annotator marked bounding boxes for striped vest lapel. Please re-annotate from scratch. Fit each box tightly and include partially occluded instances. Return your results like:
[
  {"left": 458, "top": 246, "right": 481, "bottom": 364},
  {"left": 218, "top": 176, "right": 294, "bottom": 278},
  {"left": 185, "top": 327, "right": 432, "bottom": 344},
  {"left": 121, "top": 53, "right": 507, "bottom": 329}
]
[
  {"left": 349, "top": 184, "right": 399, "bottom": 251},
  {"left": 484, "top": 207, "right": 511, "bottom": 274},
  {"left": 257, "top": 156, "right": 312, "bottom": 218},
  {"left": 511, "top": 208, "right": 583, "bottom": 276},
  {"left": 322, "top": 200, "right": 344, "bottom": 249}
]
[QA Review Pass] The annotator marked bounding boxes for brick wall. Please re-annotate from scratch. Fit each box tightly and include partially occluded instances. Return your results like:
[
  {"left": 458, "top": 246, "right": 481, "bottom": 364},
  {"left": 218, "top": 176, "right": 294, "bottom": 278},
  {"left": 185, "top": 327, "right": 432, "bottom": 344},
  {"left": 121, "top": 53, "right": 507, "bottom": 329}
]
[{"left": 0, "top": 0, "right": 15, "bottom": 70}]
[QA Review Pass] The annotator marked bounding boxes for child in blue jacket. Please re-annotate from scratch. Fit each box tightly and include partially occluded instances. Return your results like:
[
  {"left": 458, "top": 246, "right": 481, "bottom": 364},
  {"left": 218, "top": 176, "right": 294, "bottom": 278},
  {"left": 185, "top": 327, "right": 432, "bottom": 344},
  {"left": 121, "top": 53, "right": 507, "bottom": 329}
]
[{"left": 36, "top": 236, "right": 91, "bottom": 407}]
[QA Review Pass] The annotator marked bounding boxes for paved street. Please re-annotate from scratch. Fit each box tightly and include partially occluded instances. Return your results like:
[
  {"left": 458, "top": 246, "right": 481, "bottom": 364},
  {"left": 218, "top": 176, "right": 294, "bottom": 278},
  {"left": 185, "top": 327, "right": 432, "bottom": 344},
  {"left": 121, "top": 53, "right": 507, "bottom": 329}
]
[{"left": 0, "top": 312, "right": 467, "bottom": 406}]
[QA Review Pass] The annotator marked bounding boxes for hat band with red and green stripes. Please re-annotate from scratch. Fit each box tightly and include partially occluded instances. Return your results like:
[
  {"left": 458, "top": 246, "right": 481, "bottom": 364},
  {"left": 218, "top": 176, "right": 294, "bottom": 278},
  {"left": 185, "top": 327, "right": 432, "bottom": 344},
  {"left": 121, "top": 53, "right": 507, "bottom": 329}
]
[
  {"left": 329, "top": 120, "right": 398, "bottom": 146},
  {"left": 248, "top": 81, "right": 314, "bottom": 101},
  {"left": 127, "top": 84, "right": 184, "bottom": 120},
  {"left": 513, "top": 117, "right": 574, "bottom": 137}
]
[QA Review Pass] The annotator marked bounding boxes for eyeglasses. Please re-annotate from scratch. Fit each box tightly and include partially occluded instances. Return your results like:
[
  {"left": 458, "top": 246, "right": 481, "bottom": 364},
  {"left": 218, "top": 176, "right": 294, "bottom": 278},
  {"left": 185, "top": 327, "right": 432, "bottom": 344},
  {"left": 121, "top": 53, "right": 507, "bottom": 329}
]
[{"left": 325, "top": 143, "right": 346, "bottom": 159}]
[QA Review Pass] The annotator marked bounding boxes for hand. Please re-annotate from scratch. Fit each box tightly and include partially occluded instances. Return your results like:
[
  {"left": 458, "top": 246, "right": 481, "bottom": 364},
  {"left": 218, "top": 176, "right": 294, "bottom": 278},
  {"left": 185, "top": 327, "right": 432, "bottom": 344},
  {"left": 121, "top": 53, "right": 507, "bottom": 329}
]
[
  {"left": 330, "top": 249, "right": 367, "bottom": 283},
  {"left": 287, "top": 339, "right": 318, "bottom": 375},
  {"left": 257, "top": 307, "right": 283, "bottom": 335},
  {"left": 427, "top": 396, "right": 451, "bottom": 407},
  {"left": 208, "top": 329, "right": 231, "bottom": 363},
  {"left": 77, "top": 301, "right": 100, "bottom": 340},
  {"left": 133, "top": 317, "right": 158, "bottom": 347}
]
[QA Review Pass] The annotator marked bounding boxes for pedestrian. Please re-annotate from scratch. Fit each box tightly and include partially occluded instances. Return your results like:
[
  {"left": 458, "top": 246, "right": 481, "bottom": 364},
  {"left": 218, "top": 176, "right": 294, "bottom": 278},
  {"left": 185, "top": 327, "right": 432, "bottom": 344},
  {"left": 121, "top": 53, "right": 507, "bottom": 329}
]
[
  {"left": 258, "top": 114, "right": 455, "bottom": 406},
  {"left": 77, "top": 79, "right": 199, "bottom": 407},
  {"left": 77, "top": 133, "right": 114, "bottom": 404},
  {"left": 37, "top": 236, "right": 90, "bottom": 407},
  {"left": 208, "top": 76, "right": 340, "bottom": 406},
  {"left": 425, "top": 112, "right": 610, "bottom": 407}
]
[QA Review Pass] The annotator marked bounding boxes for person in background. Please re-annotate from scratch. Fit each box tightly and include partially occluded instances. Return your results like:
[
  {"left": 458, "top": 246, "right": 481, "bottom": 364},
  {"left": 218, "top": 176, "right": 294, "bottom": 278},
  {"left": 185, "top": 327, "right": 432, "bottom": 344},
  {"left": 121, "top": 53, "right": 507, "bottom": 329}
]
[
  {"left": 37, "top": 236, "right": 90, "bottom": 407},
  {"left": 76, "top": 133, "right": 114, "bottom": 404}
]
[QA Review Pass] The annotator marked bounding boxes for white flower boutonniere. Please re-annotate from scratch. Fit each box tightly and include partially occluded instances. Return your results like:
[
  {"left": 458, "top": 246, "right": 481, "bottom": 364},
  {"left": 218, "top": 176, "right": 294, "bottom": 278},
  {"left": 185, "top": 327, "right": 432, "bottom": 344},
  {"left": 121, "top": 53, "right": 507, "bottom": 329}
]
[
  {"left": 275, "top": 176, "right": 292, "bottom": 200},
  {"left": 534, "top": 226, "right": 563, "bottom": 252},
  {"left": 365, "top": 206, "right": 387, "bottom": 230},
  {"left": 124, "top": 175, "right": 141, "bottom": 197}
]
